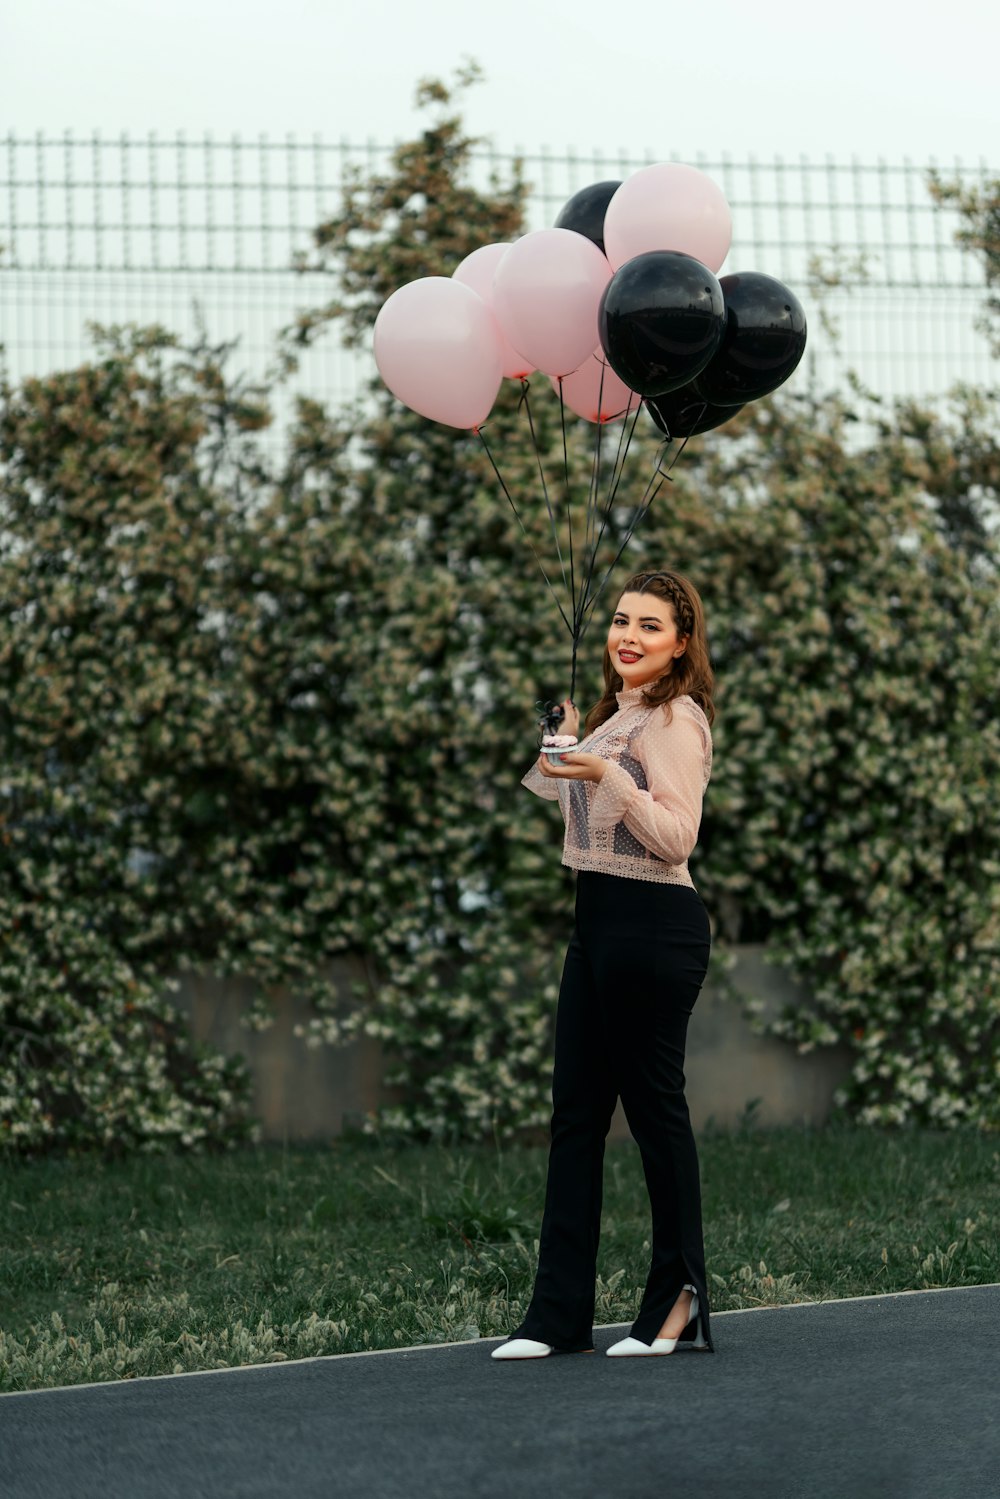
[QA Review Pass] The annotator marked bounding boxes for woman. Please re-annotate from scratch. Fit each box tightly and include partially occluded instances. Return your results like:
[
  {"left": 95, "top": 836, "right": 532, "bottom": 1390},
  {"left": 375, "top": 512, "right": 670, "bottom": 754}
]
[{"left": 492, "top": 568, "right": 717, "bottom": 1360}]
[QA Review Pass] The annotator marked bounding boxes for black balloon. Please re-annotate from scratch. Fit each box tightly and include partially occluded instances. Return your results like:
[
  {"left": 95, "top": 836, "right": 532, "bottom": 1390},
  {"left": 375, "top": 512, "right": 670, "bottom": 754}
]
[
  {"left": 553, "top": 180, "right": 622, "bottom": 255},
  {"left": 645, "top": 386, "right": 745, "bottom": 439},
  {"left": 598, "top": 251, "right": 727, "bottom": 399},
  {"left": 692, "top": 272, "right": 807, "bottom": 407}
]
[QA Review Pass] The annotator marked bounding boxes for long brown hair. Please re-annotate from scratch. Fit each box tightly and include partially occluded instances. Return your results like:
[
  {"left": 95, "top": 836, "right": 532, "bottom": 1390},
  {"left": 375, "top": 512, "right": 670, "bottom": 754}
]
[{"left": 583, "top": 568, "right": 716, "bottom": 737}]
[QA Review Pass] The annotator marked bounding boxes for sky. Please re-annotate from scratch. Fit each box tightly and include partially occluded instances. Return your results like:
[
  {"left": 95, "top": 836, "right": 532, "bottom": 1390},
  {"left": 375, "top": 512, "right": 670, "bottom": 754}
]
[{"left": 3, "top": 0, "right": 997, "bottom": 165}]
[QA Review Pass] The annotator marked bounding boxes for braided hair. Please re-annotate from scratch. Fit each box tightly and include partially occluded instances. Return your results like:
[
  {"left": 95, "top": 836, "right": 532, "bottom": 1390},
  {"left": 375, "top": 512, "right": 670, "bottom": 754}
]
[{"left": 637, "top": 571, "right": 696, "bottom": 643}]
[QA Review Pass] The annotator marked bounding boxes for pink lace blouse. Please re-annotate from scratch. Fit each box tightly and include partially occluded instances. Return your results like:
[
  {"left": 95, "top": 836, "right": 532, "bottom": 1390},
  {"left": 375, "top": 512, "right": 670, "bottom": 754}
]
[{"left": 521, "top": 685, "right": 713, "bottom": 888}]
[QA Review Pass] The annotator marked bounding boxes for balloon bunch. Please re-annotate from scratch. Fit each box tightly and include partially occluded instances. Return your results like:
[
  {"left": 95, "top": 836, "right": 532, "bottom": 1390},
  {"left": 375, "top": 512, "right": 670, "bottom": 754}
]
[{"left": 372, "top": 162, "right": 807, "bottom": 698}]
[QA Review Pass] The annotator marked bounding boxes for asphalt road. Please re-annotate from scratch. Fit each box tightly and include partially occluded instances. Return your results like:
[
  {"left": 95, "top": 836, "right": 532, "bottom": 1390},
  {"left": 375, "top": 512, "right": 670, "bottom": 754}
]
[{"left": 3, "top": 1284, "right": 997, "bottom": 1499}]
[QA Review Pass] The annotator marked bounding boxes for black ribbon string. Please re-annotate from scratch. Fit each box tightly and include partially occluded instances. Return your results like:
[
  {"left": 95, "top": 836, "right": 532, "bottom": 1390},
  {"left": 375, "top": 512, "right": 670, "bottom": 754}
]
[
  {"left": 555, "top": 378, "right": 581, "bottom": 698},
  {"left": 477, "top": 383, "right": 698, "bottom": 707},
  {"left": 574, "top": 393, "right": 644, "bottom": 638},
  {"left": 518, "top": 378, "right": 569, "bottom": 603},
  {"left": 576, "top": 445, "right": 672, "bottom": 650},
  {"left": 476, "top": 426, "right": 572, "bottom": 637}
]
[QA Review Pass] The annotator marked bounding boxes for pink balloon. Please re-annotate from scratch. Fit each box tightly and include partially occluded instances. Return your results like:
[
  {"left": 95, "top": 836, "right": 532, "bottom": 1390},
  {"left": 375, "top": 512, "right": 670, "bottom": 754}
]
[
  {"left": 603, "top": 163, "right": 733, "bottom": 274},
  {"left": 491, "top": 228, "right": 613, "bottom": 378},
  {"left": 550, "top": 348, "right": 638, "bottom": 423},
  {"left": 372, "top": 277, "right": 504, "bottom": 430},
  {"left": 453, "top": 243, "right": 535, "bottom": 380}
]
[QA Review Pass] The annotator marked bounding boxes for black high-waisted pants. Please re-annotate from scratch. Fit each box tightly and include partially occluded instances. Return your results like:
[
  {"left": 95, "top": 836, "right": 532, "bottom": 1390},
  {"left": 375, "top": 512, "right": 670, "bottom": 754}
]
[{"left": 510, "top": 868, "right": 715, "bottom": 1353}]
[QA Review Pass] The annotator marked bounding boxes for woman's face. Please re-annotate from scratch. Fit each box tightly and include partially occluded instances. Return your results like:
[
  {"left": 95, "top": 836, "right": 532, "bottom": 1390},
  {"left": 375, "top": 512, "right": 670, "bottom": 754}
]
[{"left": 607, "top": 591, "right": 687, "bottom": 688}]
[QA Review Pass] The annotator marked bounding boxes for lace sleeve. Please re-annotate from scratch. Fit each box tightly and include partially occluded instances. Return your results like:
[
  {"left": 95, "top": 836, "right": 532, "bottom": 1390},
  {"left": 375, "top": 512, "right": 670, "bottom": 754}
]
[
  {"left": 521, "top": 755, "right": 561, "bottom": 801},
  {"left": 587, "top": 705, "right": 708, "bottom": 864}
]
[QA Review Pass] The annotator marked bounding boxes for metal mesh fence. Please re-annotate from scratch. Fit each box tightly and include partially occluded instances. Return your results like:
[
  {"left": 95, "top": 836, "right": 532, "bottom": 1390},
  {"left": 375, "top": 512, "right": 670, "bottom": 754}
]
[{"left": 1, "top": 132, "right": 996, "bottom": 452}]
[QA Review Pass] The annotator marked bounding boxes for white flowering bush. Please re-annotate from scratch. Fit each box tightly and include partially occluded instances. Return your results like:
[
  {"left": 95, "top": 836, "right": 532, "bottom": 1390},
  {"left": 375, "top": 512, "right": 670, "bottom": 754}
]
[
  {"left": 280, "top": 72, "right": 999, "bottom": 1140},
  {"left": 1, "top": 73, "right": 996, "bottom": 1158},
  {"left": 0, "top": 327, "right": 271, "bottom": 1157},
  {"left": 678, "top": 387, "right": 999, "bottom": 1132}
]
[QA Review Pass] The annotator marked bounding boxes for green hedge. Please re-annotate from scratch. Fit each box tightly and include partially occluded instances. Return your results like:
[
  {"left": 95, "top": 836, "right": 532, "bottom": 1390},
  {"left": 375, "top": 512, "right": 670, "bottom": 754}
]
[{"left": 1, "top": 73, "right": 997, "bottom": 1156}]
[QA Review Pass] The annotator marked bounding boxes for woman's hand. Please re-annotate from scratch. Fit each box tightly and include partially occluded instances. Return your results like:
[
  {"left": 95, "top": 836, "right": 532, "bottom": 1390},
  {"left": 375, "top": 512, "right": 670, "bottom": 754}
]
[
  {"left": 537, "top": 751, "right": 606, "bottom": 783},
  {"left": 558, "top": 698, "right": 581, "bottom": 739}
]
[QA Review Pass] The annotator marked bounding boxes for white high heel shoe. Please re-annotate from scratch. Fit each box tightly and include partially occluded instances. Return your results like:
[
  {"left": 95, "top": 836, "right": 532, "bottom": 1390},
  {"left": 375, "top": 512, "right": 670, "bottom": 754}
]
[
  {"left": 491, "top": 1337, "right": 553, "bottom": 1360},
  {"left": 606, "top": 1283, "right": 708, "bottom": 1356}
]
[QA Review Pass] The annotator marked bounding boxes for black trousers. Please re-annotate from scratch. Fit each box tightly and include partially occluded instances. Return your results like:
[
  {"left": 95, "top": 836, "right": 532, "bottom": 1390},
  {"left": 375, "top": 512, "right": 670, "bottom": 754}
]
[{"left": 511, "top": 868, "right": 715, "bottom": 1353}]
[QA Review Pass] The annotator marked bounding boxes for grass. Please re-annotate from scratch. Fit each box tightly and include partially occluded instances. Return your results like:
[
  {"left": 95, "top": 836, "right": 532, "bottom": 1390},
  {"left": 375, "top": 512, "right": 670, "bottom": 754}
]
[{"left": 1, "top": 1120, "right": 997, "bottom": 1392}]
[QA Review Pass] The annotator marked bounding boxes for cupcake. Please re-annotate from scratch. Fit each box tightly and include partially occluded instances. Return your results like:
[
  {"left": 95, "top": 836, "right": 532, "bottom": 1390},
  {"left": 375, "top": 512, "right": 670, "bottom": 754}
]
[{"left": 540, "top": 732, "right": 578, "bottom": 761}]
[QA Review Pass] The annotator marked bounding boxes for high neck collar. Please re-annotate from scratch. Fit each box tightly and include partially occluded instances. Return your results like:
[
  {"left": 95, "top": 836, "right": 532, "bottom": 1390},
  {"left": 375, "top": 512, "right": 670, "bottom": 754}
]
[{"left": 615, "top": 684, "right": 649, "bottom": 708}]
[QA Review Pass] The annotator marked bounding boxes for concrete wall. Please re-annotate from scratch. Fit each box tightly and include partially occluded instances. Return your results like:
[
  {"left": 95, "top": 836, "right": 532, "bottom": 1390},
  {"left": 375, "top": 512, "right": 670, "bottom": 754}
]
[
  {"left": 169, "top": 944, "right": 855, "bottom": 1145},
  {"left": 638, "top": 944, "right": 855, "bottom": 1138}
]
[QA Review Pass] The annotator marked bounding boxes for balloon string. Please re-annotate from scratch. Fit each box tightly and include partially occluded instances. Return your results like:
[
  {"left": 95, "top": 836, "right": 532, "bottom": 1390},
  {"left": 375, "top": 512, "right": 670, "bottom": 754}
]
[
  {"left": 519, "top": 378, "right": 569, "bottom": 603},
  {"left": 576, "top": 429, "right": 674, "bottom": 648},
  {"left": 476, "top": 427, "right": 573, "bottom": 637},
  {"left": 577, "top": 394, "right": 643, "bottom": 631},
  {"left": 605, "top": 388, "right": 640, "bottom": 518},
  {"left": 576, "top": 414, "right": 699, "bottom": 649},
  {"left": 556, "top": 378, "right": 578, "bottom": 700},
  {"left": 580, "top": 371, "right": 606, "bottom": 636},
  {"left": 596, "top": 394, "right": 643, "bottom": 561},
  {"left": 576, "top": 471, "right": 668, "bottom": 650},
  {"left": 663, "top": 424, "right": 695, "bottom": 478},
  {"left": 576, "top": 369, "right": 619, "bottom": 661},
  {"left": 583, "top": 435, "right": 673, "bottom": 623}
]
